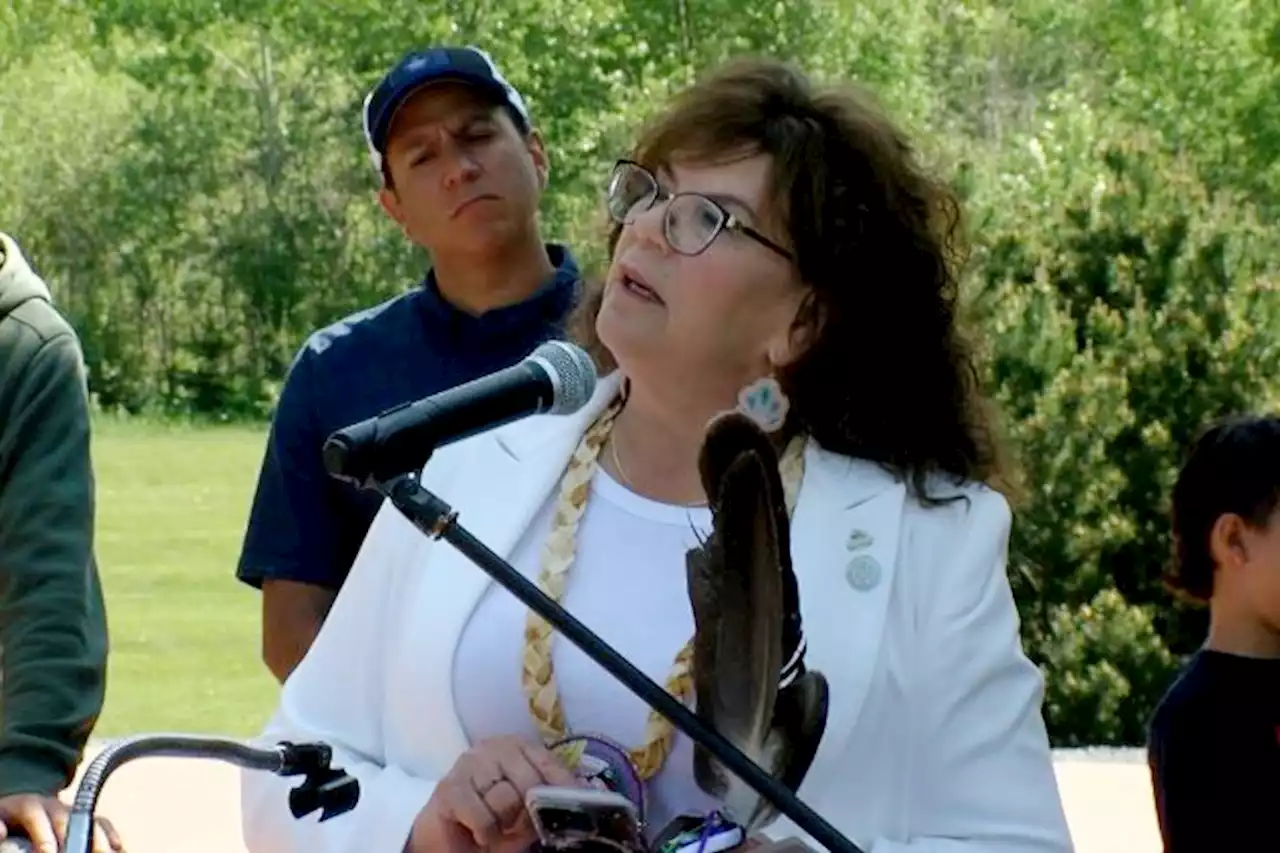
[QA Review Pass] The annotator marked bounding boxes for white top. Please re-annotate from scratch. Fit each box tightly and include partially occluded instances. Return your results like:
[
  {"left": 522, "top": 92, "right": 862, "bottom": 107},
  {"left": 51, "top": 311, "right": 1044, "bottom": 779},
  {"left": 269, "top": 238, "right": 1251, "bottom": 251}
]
[
  {"left": 239, "top": 372, "right": 1073, "bottom": 853},
  {"left": 452, "top": 467, "right": 721, "bottom": 836}
]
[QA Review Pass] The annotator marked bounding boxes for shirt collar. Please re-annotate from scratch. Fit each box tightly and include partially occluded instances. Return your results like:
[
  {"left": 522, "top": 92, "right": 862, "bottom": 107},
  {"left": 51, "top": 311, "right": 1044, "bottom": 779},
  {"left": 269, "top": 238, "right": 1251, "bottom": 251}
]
[{"left": 416, "top": 243, "right": 580, "bottom": 347}]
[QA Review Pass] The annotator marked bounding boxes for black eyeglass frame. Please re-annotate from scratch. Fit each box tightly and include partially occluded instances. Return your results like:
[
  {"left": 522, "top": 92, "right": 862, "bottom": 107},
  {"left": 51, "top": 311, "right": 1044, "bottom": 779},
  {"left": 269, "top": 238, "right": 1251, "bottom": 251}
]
[{"left": 606, "top": 159, "right": 794, "bottom": 261}]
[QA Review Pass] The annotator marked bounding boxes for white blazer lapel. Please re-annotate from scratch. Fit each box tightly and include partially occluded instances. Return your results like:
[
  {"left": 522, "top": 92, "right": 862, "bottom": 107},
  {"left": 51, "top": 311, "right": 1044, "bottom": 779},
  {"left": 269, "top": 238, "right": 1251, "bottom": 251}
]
[
  {"left": 789, "top": 444, "right": 906, "bottom": 793},
  {"left": 406, "top": 373, "right": 623, "bottom": 757}
]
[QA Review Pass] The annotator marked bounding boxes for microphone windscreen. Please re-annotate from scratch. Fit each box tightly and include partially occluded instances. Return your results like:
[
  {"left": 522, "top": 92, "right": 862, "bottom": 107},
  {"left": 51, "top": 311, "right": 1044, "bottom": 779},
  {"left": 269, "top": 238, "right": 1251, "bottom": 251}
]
[{"left": 528, "top": 341, "right": 598, "bottom": 415}]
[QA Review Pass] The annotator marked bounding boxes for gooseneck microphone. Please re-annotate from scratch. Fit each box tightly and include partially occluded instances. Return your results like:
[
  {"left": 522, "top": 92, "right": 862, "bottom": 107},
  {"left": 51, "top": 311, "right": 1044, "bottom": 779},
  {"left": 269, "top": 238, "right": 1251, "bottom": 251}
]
[
  {"left": 61, "top": 734, "right": 359, "bottom": 853},
  {"left": 322, "top": 340, "right": 598, "bottom": 487}
]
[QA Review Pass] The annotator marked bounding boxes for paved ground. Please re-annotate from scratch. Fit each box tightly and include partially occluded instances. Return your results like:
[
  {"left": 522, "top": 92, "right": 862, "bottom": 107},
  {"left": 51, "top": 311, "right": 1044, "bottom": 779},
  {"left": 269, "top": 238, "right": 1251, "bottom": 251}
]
[
  {"left": 63, "top": 746, "right": 1160, "bottom": 852},
  {"left": 1053, "top": 751, "right": 1161, "bottom": 853}
]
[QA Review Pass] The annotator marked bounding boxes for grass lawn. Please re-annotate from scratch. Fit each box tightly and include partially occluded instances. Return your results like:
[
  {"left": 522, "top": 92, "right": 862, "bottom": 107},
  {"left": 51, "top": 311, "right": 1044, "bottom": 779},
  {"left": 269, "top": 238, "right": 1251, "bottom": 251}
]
[{"left": 91, "top": 417, "right": 278, "bottom": 738}]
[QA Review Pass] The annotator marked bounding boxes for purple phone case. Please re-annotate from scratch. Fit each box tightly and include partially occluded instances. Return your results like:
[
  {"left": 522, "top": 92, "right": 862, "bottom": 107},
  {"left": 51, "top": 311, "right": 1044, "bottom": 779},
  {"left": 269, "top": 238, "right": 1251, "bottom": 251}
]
[{"left": 547, "top": 733, "right": 647, "bottom": 825}]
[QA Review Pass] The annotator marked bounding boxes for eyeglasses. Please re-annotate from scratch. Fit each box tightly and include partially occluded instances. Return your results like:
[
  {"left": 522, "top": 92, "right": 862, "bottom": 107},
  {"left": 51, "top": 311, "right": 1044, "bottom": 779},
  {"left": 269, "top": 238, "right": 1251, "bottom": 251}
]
[{"left": 605, "top": 160, "right": 793, "bottom": 261}]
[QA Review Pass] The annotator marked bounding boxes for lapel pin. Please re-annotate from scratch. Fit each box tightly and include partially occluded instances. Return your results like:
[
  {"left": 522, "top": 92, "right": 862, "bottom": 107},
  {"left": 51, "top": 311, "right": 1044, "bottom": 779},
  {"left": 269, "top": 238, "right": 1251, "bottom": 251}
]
[
  {"left": 846, "top": 529, "right": 873, "bottom": 551},
  {"left": 845, "top": 554, "right": 882, "bottom": 592}
]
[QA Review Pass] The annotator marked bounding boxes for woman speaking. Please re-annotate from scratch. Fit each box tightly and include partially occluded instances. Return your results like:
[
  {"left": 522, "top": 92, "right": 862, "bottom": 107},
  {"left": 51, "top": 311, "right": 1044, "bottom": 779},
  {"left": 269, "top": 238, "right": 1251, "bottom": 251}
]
[{"left": 240, "top": 57, "right": 1072, "bottom": 853}]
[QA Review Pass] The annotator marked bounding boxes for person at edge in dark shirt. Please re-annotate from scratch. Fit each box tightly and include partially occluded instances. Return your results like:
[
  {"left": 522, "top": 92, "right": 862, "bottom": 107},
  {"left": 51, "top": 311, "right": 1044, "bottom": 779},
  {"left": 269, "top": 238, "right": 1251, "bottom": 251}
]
[
  {"left": 1147, "top": 412, "right": 1280, "bottom": 852},
  {"left": 235, "top": 45, "right": 581, "bottom": 684}
]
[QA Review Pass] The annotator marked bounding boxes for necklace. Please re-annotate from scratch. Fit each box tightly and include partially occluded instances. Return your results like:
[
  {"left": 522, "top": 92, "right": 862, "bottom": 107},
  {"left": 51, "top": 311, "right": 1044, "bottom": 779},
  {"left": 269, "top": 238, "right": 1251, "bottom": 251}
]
[
  {"left": 521, "top": 397, "right": 806, "bottom": 780},
  {"left": 608, "top": 431, "right": 709, "bottom": 509}
]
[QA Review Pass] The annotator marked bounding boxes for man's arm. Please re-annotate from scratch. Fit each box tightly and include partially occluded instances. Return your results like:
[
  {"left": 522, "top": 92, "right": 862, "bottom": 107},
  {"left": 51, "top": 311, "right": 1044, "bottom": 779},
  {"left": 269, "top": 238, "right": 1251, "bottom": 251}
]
[
  {"left": 0, "top": 332, "right": 107, "bottom": 797},
  {"left": 258, "top": 580, "right": 336, "bottom": 683},
  {"left": 236, "top": 348, "right": 344, "bottom": 684}
]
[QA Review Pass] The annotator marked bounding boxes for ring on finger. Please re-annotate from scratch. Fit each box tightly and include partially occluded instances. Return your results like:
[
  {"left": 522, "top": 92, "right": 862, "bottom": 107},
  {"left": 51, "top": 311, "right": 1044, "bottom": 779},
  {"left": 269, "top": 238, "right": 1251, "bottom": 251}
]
[
  {"left": 481, "top": 779, "right": 526, "bottom": 832},
  {"left": 473, "top": 774, "right": 505, "bottom": 797}
]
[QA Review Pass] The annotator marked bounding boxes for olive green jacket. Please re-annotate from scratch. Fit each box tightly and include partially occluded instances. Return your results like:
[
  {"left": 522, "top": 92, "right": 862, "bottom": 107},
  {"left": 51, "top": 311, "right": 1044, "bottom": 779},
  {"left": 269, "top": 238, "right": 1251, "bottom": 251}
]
[{"left": 0, "top": 232, "right": 107, "bottom": 797}]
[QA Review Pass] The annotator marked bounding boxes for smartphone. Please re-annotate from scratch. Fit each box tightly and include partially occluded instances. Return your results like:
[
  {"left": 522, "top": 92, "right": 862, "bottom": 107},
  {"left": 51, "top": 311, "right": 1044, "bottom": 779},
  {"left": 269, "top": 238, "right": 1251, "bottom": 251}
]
[{"left": 525, "top": 784, "right": 644, "bottom": 852}]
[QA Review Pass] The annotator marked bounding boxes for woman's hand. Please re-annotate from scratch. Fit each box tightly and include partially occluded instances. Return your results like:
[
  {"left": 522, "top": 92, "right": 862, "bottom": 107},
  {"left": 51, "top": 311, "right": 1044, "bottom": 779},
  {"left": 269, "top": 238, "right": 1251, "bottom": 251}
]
[{"left": 406, "top": 735, "right": 582, "bottom": 853}]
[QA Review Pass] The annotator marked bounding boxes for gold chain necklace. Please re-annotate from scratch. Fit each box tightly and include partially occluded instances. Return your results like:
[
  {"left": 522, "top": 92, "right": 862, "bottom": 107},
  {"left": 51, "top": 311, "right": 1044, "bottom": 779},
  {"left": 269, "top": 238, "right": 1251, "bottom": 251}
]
[
  {"left": 521, "top": 397, "right": 806, "bottom": 780},
  {"left": 608, "top": 430, "right": 708, "bottom": 508}
]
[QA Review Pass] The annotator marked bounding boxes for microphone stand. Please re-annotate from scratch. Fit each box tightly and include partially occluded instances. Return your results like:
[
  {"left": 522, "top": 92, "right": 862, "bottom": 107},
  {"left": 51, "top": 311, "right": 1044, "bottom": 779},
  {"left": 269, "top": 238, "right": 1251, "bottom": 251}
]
[
  {"left": 60, "top": 735, "right": 360, "bottom": 853},
  {"left": 374, "top": 472, "right": 864, "bottom": 853}
]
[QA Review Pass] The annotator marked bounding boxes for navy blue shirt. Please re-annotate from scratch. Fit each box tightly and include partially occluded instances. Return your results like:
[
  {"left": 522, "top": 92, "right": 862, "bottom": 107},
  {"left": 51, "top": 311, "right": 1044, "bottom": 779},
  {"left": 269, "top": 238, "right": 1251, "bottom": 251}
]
[
  {"left": 1147, "top": 648, "right": 1280, "bottom": 851},
  {"left": 236, "top": 244, "right": 579, "bottom": 592}
]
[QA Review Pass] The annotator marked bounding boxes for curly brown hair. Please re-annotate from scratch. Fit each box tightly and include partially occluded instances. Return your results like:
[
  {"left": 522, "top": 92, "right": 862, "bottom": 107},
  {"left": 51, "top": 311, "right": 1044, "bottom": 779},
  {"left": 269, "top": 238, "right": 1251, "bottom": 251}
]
[{"left": 569, "top": 57, "right": 1011, "bottom": 503}]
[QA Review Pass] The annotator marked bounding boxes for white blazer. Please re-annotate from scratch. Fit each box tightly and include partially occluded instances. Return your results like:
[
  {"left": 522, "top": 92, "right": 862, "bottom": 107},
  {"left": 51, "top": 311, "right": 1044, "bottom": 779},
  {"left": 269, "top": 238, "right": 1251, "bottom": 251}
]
[{"left": 240, "top": 373, "right": 1074, "bottom": 853}]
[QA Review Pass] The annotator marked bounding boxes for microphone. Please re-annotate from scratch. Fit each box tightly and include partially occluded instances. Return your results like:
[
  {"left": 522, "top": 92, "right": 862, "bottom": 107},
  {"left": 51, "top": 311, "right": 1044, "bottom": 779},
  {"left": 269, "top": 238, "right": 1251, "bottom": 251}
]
[{"left": 322, "top": 340, "right": 597, "bottom": 487}]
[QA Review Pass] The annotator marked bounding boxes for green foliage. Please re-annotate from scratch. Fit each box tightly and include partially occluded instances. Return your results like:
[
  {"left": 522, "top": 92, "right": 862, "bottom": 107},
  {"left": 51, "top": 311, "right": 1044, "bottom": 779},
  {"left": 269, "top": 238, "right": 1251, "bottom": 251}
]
[
  {"left": 4, "top": 0, "right": 1278, "bottom": 746},
  {"left": 974, "top": 120, "right": 1280, "bottom": 666},
  {"left": 1037, "top": 588, "right": 1181, "bottom": 747}
]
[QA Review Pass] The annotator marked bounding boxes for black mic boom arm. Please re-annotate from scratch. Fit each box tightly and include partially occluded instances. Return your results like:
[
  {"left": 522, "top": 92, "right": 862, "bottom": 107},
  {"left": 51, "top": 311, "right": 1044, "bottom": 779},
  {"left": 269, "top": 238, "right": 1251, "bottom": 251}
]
[{"left": 376, "top": 473, "right": 863, "bottom": 853}]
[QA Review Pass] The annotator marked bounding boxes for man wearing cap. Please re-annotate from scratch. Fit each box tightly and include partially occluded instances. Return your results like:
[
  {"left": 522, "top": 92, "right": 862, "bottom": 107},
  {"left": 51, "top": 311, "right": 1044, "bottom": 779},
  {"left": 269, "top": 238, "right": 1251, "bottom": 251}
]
[{"left": 235, "top": 46, "right": 581, "bottom": 684}]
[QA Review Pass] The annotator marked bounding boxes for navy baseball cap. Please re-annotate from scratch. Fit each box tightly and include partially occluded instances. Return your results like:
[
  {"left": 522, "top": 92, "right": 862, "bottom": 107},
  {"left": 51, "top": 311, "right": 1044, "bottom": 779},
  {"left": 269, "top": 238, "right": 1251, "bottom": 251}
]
[{"left": 361, "top": 45, "right": 531, "bottom": 172}]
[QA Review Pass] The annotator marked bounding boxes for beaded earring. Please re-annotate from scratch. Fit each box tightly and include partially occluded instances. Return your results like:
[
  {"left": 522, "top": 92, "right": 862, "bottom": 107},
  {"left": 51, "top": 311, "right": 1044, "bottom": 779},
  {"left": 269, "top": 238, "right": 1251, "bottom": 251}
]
[{"left": 736, "top": 376, "right": 789, "bottom": 433}]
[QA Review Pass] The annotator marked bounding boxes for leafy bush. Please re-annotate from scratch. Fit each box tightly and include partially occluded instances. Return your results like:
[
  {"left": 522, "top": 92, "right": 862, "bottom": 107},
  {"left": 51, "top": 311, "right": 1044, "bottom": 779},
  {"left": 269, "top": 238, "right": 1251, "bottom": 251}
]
[
  {"left": 971, "top": 116, "right": 1280, "bottom": 635},
  {"left": 1036, "top": 588, "right": 1181, "bottom": 747}
]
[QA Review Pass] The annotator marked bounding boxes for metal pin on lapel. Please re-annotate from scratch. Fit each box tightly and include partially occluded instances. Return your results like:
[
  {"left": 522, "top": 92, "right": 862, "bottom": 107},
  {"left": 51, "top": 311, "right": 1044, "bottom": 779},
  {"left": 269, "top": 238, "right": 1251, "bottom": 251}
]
[
  {"left": 845, "top": 554, "right": 882, "bottom": 592},
  {"left": 845, "top": 529, "right": 873, "bottom": 551}
]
